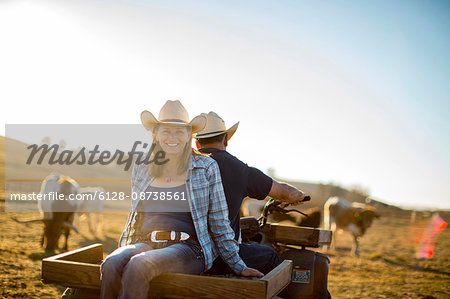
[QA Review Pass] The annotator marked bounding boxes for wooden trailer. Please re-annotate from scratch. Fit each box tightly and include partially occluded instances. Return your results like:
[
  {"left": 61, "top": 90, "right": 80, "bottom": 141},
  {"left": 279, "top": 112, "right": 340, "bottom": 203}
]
[{"left": 42, "top": 223, "right": 331, "bottom": 298}]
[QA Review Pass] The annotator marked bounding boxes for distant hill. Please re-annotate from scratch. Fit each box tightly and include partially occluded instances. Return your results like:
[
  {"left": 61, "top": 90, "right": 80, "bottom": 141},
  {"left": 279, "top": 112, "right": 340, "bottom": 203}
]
[
  {"left": 279, "top": 179, "right": 366, "bottom": 208},
  {"left": 0, "top": 136, "right": 4, "bottom": 200},
  {"left": 270, "top": 178, "right": 413, "bottom": 217},
  {"left": 1, "top": 135, "right": 132, "bottom": 202}
]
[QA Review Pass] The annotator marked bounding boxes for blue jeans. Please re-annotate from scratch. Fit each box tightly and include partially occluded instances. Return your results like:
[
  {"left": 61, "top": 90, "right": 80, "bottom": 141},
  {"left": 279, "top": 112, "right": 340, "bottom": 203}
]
[
  {"left": 206, "top": 243, "right": 279, "bottom": 275},
  {"left": 100, "top": 240, "right": 204, "bottom": 299}
]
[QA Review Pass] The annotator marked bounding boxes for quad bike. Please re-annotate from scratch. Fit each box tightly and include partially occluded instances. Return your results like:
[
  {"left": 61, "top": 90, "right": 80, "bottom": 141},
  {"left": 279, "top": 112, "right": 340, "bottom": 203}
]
[
  {"left": 41, "top": 198, "right": 332, "bottom": 298},
  {"left": 240, "top": 198, "right": 331, "bottom": 299}
]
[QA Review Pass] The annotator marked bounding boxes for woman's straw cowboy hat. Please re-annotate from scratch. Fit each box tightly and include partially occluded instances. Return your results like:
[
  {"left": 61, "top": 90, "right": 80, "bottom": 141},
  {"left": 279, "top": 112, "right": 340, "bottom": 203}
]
[
  {"left": 141, "top": 100, "right": 206, "bottom": 133},
  {"left": 195, "top": 111, "right": 239, "bottom": 141}
]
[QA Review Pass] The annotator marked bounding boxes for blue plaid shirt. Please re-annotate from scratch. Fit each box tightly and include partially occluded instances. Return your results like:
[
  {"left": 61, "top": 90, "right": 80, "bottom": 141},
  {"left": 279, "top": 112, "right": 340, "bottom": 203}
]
[{"left": 119, "top": 154, "right": 247, "bottom": 274}]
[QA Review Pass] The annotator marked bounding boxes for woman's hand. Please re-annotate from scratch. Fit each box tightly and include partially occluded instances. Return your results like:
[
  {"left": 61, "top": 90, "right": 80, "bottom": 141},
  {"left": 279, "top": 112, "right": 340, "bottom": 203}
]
[{"left": 240, "top": 267, "right": 264, "bottom": 278}]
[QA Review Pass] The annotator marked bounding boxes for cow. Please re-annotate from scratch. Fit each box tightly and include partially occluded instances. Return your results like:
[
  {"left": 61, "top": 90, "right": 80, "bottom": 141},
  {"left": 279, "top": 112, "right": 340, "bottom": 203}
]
[
  {"left": 267, "top": 206, "right": 321, "bottom": 228},
  {"left": 39, "top": 174, "right": 81, "bottom": 252},
  {"left": 323, "top": 196, "right": 380, "bottom": 256},
  {"left": 77, "top": 186, "right": 105, "bottom": 237},
  {"left": 13, "top": 173, "right": 80, "bottom": 252},
  {"left": 241, "top": 199, "right": 321, "bottom": 228}
]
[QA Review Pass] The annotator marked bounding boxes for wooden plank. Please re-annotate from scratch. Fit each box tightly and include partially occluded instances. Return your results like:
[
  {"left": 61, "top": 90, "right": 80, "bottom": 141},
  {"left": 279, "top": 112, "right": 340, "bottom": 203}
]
[
  {"left": 318, "top": 230, "right": 332, "bottom": 246},
  {"left": 42, "top": 255, "right": 267, "bottom": 297},
  {"left": 42, "top": 259, "right": 267, "bottom": 298},
  {"left": 42, "top": 260, "right": 101, "bottom": 289},
  {"left": 44, "top": 243, "right": 103, "bottom": 264},
  {"left": 265, "top": 224, "right": 331, "bottom": 247},
  {"left": 149, "top": 273, "right": 266, "bottom": 299},
  {"left": 42, "top": 262, "right": 267, "bottom": 298},
  {"left": 260, "top": 260, "right": 293, "bottom": 299}
]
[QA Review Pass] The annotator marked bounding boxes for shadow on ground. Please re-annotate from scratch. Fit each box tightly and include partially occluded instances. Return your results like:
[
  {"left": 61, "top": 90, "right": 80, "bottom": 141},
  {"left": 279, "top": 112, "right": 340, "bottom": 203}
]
[{"left": 382, "top": 257, "right": 450, "bottom": 277}]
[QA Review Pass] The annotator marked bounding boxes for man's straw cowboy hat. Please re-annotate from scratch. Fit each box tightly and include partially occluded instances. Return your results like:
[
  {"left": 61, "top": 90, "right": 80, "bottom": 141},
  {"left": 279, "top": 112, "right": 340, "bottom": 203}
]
[
  {"left": 195, "top": 111, "right": 239, "bottom": 141},
  {"left": 141, "top": 100, "right": 206, "bottom": 133}
]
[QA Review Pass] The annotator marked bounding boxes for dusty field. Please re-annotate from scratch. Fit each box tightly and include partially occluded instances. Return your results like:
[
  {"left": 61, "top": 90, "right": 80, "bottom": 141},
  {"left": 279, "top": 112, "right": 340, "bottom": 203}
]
[
  {"left": 326, "top": 213, "right": 450, "bottom": 298},
  {"left": 0, "top": 210, "right": 128, "bottom": 299},
  {"left": 0, "top": 208, "right": 449, "bottom": 298}
]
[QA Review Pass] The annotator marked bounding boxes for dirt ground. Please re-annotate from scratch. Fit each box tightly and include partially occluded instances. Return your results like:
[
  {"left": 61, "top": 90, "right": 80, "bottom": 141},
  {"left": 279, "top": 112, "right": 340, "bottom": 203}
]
[
  {"left": 1, "top": 209, "right": 449, "bottom": 299},
  {"left": 326, "top": 213, "right": 450, "bottom": 298}
]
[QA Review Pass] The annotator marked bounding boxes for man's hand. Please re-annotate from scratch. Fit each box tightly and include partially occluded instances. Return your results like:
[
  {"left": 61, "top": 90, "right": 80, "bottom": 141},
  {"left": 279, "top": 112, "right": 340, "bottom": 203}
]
[
  {"left": 240, "top": 267, "right": 264, "bottom": 278},
  {"left": 280, "top": 189, "right": 306, "bottom": 207},
  {"left": 268, "top": 181, "right": 307, "bottom": 206}
]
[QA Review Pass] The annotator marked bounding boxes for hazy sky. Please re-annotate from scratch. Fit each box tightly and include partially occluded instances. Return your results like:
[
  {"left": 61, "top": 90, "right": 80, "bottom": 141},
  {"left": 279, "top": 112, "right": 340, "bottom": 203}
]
[{"left": 1, "top": 0, "right": 449, "bottom": 209}]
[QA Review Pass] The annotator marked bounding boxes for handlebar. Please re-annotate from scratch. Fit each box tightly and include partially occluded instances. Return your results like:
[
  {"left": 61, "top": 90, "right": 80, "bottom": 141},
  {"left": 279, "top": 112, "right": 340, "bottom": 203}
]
[{"left": 257, "top": 196, "right": 311, "bottom": 228}]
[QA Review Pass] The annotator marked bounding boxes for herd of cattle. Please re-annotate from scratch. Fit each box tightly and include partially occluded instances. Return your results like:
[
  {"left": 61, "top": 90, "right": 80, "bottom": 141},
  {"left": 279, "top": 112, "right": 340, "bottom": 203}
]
[{"left": 13, "top": 174, "right": 380, "bottom": 256}]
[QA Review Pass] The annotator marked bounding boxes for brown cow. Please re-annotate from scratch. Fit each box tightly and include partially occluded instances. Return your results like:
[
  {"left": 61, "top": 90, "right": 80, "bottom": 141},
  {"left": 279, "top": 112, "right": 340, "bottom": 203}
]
[
  {"left": 12, "top": 174, "right": 80, "bottom": 252},
  {"left": 323, "top": 196, "right": 379, "bottom": 256}
]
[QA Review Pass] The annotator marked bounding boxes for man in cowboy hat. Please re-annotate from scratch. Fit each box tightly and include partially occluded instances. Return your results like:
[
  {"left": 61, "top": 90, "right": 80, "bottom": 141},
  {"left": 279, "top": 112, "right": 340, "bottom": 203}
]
[{"left": 195, "top": 111, "right": 308, "bottom": 274}]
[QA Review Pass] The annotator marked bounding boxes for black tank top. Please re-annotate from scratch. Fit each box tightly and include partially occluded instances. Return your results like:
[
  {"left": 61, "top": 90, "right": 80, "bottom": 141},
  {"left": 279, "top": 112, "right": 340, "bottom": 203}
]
[{"left": 138, "top": 184, "right": 196, "bottom": 238}]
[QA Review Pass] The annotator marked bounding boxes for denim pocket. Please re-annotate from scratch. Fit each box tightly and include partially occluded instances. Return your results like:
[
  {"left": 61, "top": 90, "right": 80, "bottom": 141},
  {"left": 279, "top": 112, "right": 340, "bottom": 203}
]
[{"left": 184, "top": 240, "right": 204, "bottom": 262}]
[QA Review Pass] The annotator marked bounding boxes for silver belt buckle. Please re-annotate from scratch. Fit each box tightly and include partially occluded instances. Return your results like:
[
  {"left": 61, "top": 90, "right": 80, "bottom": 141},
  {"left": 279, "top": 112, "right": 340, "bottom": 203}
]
[
  {"left": 180, "top": 232, "right": 190, "bottom": 241},
  {"left": 150, "top": 231, "right": 167, "bottom": 243}
]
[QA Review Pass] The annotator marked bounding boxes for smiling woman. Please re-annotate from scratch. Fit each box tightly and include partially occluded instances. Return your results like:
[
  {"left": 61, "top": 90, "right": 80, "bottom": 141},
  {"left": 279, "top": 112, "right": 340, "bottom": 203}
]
[
  {"left": 100, "top": 100, "right": 264, "bottom": 299},
  {"left": 148, "top": 125, "right": 192, "bottom": 180},
  {"left": 141, "top": 101, "right": 206, "bottom": 182}
]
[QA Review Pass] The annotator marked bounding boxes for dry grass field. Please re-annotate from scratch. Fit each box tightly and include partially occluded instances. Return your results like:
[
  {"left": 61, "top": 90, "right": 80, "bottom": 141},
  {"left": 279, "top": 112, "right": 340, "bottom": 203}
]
[
  {"left": 0, "top": 210, "right": 128, "bottom": 298},
  {"left": 0, "top": 209, "right": 449, "bottom": 298},
  {"left": 326, "top": 212, "right": 450, "bottom": 298}
]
